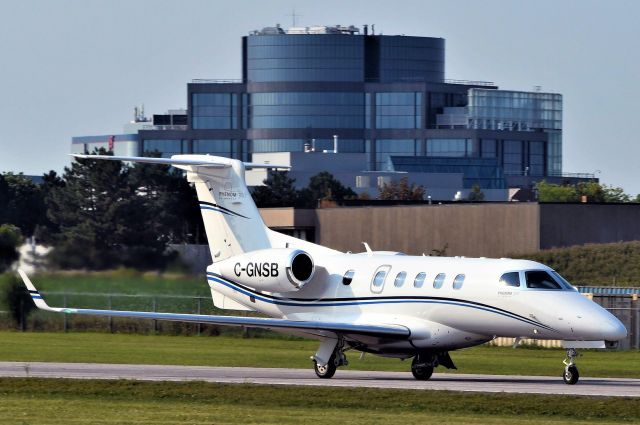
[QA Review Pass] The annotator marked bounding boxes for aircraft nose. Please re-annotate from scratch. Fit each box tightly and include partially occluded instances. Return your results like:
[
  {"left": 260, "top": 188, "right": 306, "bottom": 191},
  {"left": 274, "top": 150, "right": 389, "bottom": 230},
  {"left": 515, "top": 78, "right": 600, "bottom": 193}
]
[{"left": 603, "top": 315, "right": 628, "bottom": 341}]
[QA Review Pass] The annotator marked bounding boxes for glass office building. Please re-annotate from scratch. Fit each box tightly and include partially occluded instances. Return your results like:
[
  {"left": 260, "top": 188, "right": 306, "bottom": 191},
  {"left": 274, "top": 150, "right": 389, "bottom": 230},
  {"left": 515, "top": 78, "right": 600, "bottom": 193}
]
[{"left": 133, "top": 24, "right": 566, "bottom": 189}]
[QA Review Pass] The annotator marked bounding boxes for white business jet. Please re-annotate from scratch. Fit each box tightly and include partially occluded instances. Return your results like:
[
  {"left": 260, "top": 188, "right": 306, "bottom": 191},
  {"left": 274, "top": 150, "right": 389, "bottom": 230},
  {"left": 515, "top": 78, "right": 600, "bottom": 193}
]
[{"left": 19, "top": 154, "right": 627, "bottom": 385}]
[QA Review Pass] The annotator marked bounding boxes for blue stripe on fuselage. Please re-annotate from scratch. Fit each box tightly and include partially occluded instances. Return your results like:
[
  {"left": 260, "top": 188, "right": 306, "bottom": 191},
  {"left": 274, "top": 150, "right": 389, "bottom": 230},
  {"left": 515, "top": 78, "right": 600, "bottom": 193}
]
[{"left": 206, "top": 274, "right": 556, "bottom": 332}]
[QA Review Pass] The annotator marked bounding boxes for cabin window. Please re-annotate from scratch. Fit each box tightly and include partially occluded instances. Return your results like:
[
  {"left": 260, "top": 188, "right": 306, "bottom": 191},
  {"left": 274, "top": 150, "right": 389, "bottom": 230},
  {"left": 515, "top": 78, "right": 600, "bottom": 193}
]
[
  {"left": 414, "top": 272, "right": 426, "bottom": 288},
  {"left": 370, "top": 265, "right": 391, "bottom": 294},
  {"left": 433, "top": 273, "right": 446, "bottom": 289},
  {"left": 394, "top": 271, "right": 407, "bottom": 287},
  {"left": 499, "top": 272, "right": 520, "bottom": 287},
  {"left": 342, "top": 270, "right": 355, "bottom": 285},
  {"left": 373, "top": 271, "right": 386, "bottom": 287},
  {"left": 525, "top": 271, "right": 562, "bottom": 290},
  {"left": 453, "top": 274, "right": 465, "bottom": 290}
]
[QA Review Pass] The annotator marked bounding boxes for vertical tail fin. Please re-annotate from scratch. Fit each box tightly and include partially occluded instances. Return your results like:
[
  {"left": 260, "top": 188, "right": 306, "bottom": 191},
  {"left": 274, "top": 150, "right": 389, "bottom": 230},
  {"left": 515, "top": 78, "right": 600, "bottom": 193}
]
[{"left": 180, "top": 157, "right": 272, "bottom": 261}]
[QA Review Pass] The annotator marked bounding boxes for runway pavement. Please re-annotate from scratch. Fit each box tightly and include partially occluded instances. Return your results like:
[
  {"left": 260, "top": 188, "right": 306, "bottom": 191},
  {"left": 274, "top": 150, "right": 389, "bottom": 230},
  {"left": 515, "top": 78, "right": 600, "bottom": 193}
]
[{"left": 0, "top": 361, "right": 638, "bottom": 397}]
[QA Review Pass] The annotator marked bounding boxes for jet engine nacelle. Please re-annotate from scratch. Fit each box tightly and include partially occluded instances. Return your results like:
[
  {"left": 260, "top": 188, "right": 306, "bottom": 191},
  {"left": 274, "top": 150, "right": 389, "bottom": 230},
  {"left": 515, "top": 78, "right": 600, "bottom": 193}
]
[{"left": 218, "top": 248, "right": 315, "bottom": 292}]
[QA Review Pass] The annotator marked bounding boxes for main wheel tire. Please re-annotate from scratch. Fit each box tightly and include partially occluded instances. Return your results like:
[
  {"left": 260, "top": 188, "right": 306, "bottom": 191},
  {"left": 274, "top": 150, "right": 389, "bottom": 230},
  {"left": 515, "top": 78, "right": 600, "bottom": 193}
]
[
  {"left": 563, "top": 365, "right": 579, "bottom": 385},
  {"left": 314, "top": 355, "right": 337, "bottom": 379},
  {"left": 411, "top": 364, "right": 434, "bottom": 380},
  {"left": 411, "top": 356, "right": 434, "bottom": 381}
]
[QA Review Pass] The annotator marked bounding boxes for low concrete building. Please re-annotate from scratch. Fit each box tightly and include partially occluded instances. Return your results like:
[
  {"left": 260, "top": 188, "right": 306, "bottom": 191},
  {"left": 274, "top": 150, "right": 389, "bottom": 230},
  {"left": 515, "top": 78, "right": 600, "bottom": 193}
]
[{"left": 262, "top": 202, "right": 640, "bottom": 258}]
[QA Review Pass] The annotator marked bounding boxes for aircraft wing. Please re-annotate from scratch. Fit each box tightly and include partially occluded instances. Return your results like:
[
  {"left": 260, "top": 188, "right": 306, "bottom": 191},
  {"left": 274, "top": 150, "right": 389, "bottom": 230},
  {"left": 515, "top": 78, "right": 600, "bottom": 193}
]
[{"left": 18, "top": 270, "right": 410, "bottom": 339}]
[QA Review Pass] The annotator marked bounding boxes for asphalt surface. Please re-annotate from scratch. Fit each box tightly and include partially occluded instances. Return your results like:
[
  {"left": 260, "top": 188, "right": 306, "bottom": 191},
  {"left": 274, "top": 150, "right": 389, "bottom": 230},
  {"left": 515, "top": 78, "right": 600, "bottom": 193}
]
[{"left": 0, "top": 362, "right": 638, "bottom": 397}]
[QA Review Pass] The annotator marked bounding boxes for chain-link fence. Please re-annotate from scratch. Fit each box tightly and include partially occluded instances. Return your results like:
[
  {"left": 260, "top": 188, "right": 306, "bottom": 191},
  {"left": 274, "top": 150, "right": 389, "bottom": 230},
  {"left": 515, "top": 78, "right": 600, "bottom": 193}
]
[{"left": 0, "top": 291, "right": 265, "bottom": 337}]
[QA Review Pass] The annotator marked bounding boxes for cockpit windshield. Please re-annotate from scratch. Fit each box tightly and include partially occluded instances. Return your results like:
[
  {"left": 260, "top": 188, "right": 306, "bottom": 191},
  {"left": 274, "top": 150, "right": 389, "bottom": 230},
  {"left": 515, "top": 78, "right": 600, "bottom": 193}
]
[
  {"left": 550, "top": 271, "right": 577, "bottom": 291},
  {"left": 525, "top": 270, "right": 574, "bottom": 290}
]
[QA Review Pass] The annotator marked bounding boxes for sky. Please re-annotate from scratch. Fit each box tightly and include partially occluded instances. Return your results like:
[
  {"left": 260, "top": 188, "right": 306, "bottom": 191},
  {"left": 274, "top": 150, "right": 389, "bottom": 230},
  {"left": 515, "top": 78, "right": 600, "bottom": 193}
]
[{"left": 1, "top": 0, "right": 639, "bottom": 194}]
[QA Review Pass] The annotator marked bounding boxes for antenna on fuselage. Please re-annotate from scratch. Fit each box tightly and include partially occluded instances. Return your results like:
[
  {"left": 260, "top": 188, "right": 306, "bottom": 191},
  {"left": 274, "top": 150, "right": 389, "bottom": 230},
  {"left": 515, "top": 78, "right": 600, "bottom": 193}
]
[{"left": 362, "top": 242, "right": 373, "bottom": 256}]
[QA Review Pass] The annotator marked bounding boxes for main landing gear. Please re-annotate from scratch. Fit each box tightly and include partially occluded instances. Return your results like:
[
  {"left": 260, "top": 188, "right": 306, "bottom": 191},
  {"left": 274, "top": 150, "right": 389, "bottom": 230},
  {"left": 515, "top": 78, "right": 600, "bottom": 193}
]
[
  {"left": 313, "top": 337, "right": 348, "bottom": 379},
  {"left": 411, "top": 352, "right": 457, "bottom": 381},
  {"left": 562, "top": 348, "right": 580, "bottom": 385}
]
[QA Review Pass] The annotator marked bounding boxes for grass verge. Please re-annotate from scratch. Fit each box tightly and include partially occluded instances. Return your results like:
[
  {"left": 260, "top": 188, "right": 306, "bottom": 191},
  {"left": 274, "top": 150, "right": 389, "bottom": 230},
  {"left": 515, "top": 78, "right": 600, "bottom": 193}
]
[
  {"left": 0, "top": 378, "right": 638, "bottom": 424},
  {"left": 0, "top": 331, "right": 639, "bottom": 378}
]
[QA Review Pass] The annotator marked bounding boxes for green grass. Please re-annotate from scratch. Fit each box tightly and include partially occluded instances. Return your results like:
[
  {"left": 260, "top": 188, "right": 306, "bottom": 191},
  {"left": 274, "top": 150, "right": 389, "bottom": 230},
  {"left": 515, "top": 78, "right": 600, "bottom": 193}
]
[
  {"left": 0, "top": 378, "right": 638, "bottom": 424},
  {"left": 0, "top": 332, "right": 639, "bottom": 378}
]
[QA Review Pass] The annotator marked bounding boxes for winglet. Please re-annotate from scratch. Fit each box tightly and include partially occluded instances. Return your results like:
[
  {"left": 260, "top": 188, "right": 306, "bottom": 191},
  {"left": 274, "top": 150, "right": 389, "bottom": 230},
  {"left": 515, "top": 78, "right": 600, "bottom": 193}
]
[{"left": 17, "top": 269, "right": 59, "bottom": 312}]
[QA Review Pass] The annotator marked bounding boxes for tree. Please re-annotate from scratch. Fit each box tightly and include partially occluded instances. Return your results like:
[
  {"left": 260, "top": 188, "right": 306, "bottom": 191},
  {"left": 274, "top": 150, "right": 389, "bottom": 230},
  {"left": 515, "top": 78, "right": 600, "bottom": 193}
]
[
  {"left": 0, "top": 173, "right": 46, "bottom": 237},
  {"left": 1, "top": 274, "right": 34, "bottom": 331},
  {"left": 45, "top": 149, "right": 131, "bottom": 269},
  {"left": 299, "top": 172, "right": 356, "bottom": 207},
  {"left": 467, "top": 184, "right": 485, "bottom": 202},
  {"left": 536, "top": 180, "right": 633, "bottom": 203},
  {"left": 535, "top": 181, "right": 578, "bottom": 202},
  {"left": 601, "top": 185, "right": 631, "bottom": 203},
  {"left": 0, "top": 224, "right": 22, "bottom": 273},
  {"left": 128, "top": 155, "right": 203, "bottom": 245},
  {"left": 576, "top": 181, "right": 605, "bottom": 202},
  {"left": 378, "top": 177, "right": 425, "bottom": 201},
  {"left": 251, "top": 170, "right": 300, "bottom": 208}
]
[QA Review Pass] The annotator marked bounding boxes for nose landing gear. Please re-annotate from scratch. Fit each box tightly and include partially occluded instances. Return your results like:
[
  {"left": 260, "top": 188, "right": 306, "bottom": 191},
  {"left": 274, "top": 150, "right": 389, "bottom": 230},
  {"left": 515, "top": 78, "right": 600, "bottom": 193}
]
[{"left": 562, "top": 348, "right": 580, "bottom": 385}]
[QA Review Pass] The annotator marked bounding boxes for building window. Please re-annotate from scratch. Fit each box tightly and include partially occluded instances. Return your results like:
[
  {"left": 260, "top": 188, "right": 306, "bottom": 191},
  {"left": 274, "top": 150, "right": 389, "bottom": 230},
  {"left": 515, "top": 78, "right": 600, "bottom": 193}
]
[
  {"left": 342, "top": 270, "right": 355, "bottom": 286},
  {"left": 426, "top": 139, "right": 473, "bottom": 157},
  {"left": 394, "top": 271, "right": 407, "bottom": 288},
  {"left": 481, "top": 139, "right": 497, "bottom": 158},
  {"left": 192, "top": 140, "right": 232, "bottom": 157},
  {"left": 453, "top": 274, "right": 465, "bottom": 290},
  {"left": 466, "top": 88, "right": 562, "bottom": 175},
  {"left": 375, "top": 139, "right": 417, "bottom": 171},
  {"left": 251, "top": 139, "right": 365, "bottom": 154},
  {"left": 503, "top": 140, "right": 523, "bottom": 175},
  {"left": 414, "top": 272, "right": 426, "bottom": 288},
  {"left": 249, "top": 92, "right": 365, "bottom": 129},
  {"left": 529, "top": 141, "right": 545, "bottom": 176},
  {"left": 433, "top": 273, "right": 445, "bottom": 289},
  {"left": 191, "top": 93, "right": 237, "bottom": 129},
  {"left": 246, "top": 35, "right": 364, "bottom": 82},
  {"left": 142, "top": 139, "right": 184, "bottom": 157},
  {"left": 375, "top": 92, "right": 422, "bottom": 129}
]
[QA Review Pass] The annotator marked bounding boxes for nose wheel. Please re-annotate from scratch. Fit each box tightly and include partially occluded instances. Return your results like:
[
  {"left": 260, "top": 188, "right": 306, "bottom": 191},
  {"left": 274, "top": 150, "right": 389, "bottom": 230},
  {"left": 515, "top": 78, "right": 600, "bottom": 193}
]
[{"left": 562, "top": 348, "right": 580, "bottom": 385}]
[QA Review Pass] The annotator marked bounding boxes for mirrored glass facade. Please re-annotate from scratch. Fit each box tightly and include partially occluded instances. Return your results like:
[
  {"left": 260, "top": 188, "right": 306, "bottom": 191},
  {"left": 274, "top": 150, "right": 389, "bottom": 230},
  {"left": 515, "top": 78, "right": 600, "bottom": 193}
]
[
  {"left": 426, "top": 138, "right": 473, "bottom": 157},
  {"left": 467, "top": 89, "right": 562, "bottom": 174},
  {"left": 192, "top": 93, "right": 237, "bottom": 129},
  {"left": 249, "top": 92, "right": 365, "bottom": 128},
  {"left": 192, "top": 139, "right": 233, "bottom": 156},
  {"left": 375, "top": 139, "right": 418, "bottom": 171},
  {"left": 142, "top": 139, "right": 187, "bottom": 157},
  {"left": 252, "top": 139, "right": 365, "bottom": 153},
  {"left": 378, "top": 36, "right": 445, "bottom": 83},
  {"left": 246, "top": 35, "right": 364, "bottom": 82},
  {"left": 375, "top": 92, "right": 422, "bottom": 128}
]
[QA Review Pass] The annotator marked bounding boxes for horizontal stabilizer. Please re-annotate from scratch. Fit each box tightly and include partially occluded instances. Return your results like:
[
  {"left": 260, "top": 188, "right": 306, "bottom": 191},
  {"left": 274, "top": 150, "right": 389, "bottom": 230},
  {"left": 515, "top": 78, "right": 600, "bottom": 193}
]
[
  {"left": 18, "top": 270, "right": 409, "bottom": 339},
  {"left": 70, "top": 154, "right": 289, "bottom": 170},
  {"left": 70, "top": 154, "right": 229, "bottom": 168}
]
